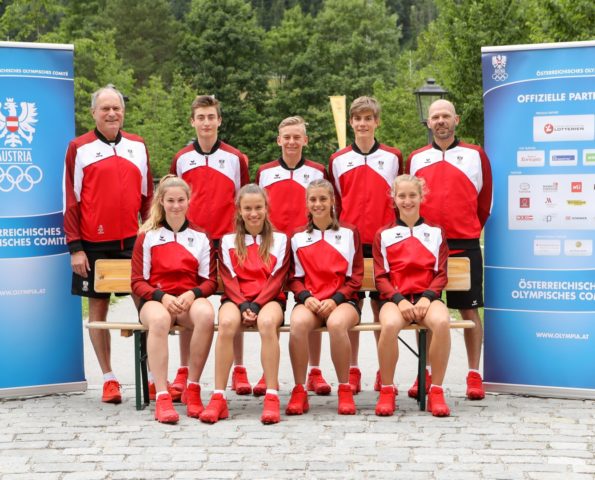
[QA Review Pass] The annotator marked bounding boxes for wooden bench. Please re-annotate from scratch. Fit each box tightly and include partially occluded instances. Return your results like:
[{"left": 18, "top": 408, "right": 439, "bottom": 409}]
[{"left": 87, "top": 257, "right": 474, "bottom": 411}]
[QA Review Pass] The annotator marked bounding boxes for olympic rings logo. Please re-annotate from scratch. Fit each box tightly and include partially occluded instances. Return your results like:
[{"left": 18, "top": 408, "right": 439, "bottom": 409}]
[
  {"left": 0, "top": 165, "right": 43, "bottom": 192},
  {"left": 492, "top": 71, "right": 508, "bottom": 82}
]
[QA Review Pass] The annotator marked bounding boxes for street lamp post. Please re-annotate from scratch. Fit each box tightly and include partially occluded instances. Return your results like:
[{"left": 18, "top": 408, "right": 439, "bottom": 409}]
[{"left": 413, "top": 78, "right": 449, "bottom": 144}]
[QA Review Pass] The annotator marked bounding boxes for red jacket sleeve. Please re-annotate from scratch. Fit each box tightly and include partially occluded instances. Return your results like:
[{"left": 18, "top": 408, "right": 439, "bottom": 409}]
[
  {"left": 424, "top": 228, "right": 449, "bottom": 299},
  {"left": 372, "top": 228, "right": 399, "bottom": 301},
  {"left": 218, "top": 244, "right": 248, "bottom": 305},
  {"left": 131, "top": 232, "right": 159, "bottom": 301},
  {"left": 62, "top": 141, "right": 83, "bottom": 253},
  {"left": 328, "top": 154, "right": 343, "bottom": 218},
  {"left": 252, "top": 234, "right": 290, "bottom": 307},
  {"left": 287, "top": 235, "right": 310, "bottom": 302},
  {"left": 477, "top": 147, "right": 493, "bottom": 229},
  {"left": 140, "top": 145, "right": 153, "bottom": 222},
  {"left": 195, "top": 236, "right": 218, "bottom": 298},
  {"left": 239, "top": 152, "right": 250, "bottom": 187},
  {"left": 333, "top": 227, "right": 363, "bottom": 303}
]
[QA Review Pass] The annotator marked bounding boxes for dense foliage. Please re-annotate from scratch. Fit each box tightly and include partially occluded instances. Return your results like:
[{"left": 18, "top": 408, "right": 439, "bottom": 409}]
[{"left": 1, "top": 0, "right": 591, "bottom": 177}]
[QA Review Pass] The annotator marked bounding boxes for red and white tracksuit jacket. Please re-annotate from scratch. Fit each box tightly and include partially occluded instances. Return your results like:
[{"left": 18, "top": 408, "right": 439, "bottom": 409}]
[
  {"left": 219, "top": 231, "right": 290, "bottom": 314},
  {"left": 170, "top": 139, "right": 249, "bottom": 240},
  {"left": 131, "top": 221, "right": 217, "bottom": 302},
  {"left": 406, "top": 139, "right": 492, "bottom": 250},
  {"left": 63, "top": 129, "right": 153, "bottom": 252},
  {"left": 373, "top": 218, "right": 448, "bottom": 304},
  {"left": 288, "top": 223, "right": 363, "bottom": 304},
  {"left": 255, "top": 157, "right": 327, "bottom": 236},
  {"left": 329, "top": 141, "right": 403, "bottom": 246}
]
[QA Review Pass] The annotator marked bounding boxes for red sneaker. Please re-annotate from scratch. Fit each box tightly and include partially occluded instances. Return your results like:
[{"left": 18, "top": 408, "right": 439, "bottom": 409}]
[
  {"left": 102, "top": 380, "right": 122, "bottom": 404},
  {"left": 148, "top": 382, "right": 181, "bottom": 402},
  {"left": 260, "top": 393, "right": 281, "bottom": 424},
  {"left": 375, "top": 385, "right": 396, "bottom": 416},
  {"left": 185, "top": 383, "right": 204, "bottom": 418},
  {"left": 348, "top": 367, "right": 361, "bottom": 394},
  {"left": 285, "top": 384, "right": 309, "bottom": 415},
  {"left": 154, "top": 393, "right": 179, "bottom": 423},
  {"left": 466, "top": 371, "right": 485, "bottom": 400},
  {"left": 338, "top": 384, "right": 356, "bottom": 415},
  {"left": 171, "top": 367, "right": 188, "bottom": 394},
  {"left": 427, "top": 385, "right": 450, "bottom": 417},
  {"left": 253, "top": 376, "right": 267, "bottom": 397},
  {"left": 374, "top": 370, "right": 381, "bottom": 392},
  {"left": 307, "top": 368, "right": 331, "bottom": 395},
  {"left": 231, "top": 366, "right": 252, "bottom": 395},
  {"left": 407, "top": 369, "right": 431, "bottom": 398},
  {"left": 199, "top": 393, "right": 229, "bottom": 424}
]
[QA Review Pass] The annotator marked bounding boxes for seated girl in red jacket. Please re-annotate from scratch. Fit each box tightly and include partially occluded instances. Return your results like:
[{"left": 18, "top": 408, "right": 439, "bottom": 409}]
[
  {"left": 286, "top": 178, "right": 363, "bottom": 415},
  {"left": 131, "top": 175, "right": 217, "bottom": 424},
  {"left": 373, "top": 174, "right": 451, "bottom": 417},
  {"left": 199, "top": 184, "right": 290, "bottom": 424}
]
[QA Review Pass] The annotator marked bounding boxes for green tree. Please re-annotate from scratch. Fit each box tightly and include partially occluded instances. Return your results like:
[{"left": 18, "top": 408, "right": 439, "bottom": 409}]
[
  {"left": 528, "top": 0, "right": 595, "bottom": 42},
  {"left": 416, "top": 0, "right": 532, "bottom": 144},
  {"left": 269, "top": 0, "right": 402, "bottom": 163},
  {"left": 179, "top": 0, "right": 270, "bottom": 171},
  {"left": 125, "top": 74, "right": 195, "bottom": 177},
  {"left": 0, "top": 0, "right": 63, "bottom": 41},
  {"left": 69, "top": 31, "right": 136, "bottom": 135},
  {"left": 105, "top": 0, "right": 181, "bottom": 86}
]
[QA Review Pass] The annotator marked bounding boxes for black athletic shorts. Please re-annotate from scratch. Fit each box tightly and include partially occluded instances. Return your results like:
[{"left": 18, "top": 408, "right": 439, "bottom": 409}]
[
  {"left": 446, "top": 247, "right": 484, "bottom": 310},
  {"left": 71, "top": 243, "right": 134, "bottom": 299}
]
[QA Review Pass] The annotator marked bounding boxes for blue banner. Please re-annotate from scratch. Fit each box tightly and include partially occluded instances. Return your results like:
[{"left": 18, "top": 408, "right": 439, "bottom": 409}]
[
  {"left": 482, "top": 41, "right": 595, "bottom": 397},
  {"left": 0, "top": 42, "right": 85, "bottom": 394}
]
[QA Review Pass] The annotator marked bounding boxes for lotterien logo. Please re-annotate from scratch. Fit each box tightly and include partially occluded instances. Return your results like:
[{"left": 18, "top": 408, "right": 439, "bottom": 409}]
[{"left": 0, "top": 98, "right": 37, "bottom": 147}]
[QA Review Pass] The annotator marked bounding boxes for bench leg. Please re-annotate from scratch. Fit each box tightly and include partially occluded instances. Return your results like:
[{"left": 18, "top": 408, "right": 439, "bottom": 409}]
[
  {"left": 134, "top": 331, "right": 150, "bottom": 411},
  {"left": 417, "top": 329, "right": 427, "bottom": 411}
]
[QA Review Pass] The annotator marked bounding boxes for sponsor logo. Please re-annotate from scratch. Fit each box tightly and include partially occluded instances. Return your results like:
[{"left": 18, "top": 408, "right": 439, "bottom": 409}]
[
  {"left": 519, "top": 197, "right": 530, "bottom": 208},
  {"left": 534, "top": 239, "right": 561, "bottom": 256},
  {"left": 274, "top": 173, "right": 280, "bottom": 179},
  {"left": 542, "top": 214, "right": 555, "bottom": 223},
  {"left": 519, "top": 182, "right": 531, "bottom": 192},
  {"left": 550, "top": 149, "right": 578, "bottom": 166},
  {"left": 517, "top": 150, "right": 545, "bottom": 167},
  {"left": 567, "top": 200, "right": 587, "bottom": 206},
  {"left": 159, "top": 235, "right": 165, "bottom": 242},
  {"left": 82, "top": 281, "right": 89, "bottom": 292},
  {"left": 534, "top": 115, "right": 595, "bottom": 142},
  {"left": 516, "top": 215, "right": 533, "bottom": 221},
  {"left": 0, "top": 98, "right": 38, "bottom": 147},
  {"left": 583, "top": 150, "right": 595, "bottom": 166},
  {"left": 306, "top": 235, "right": 313, "bottom": 243},
  {"left": 544, "top": 197, "right": 555, "bottom": 208},
  {"left": 218, "top": 159, "right": 225, "bottom": 169},
  {"left": 564, "top": 239, "right": 592, "bottom": 257},
  {"left": 491, "top": 55, "right": 508, "bottom": 82},
  {"left": 571, "top": 182, "right": 582, "bottom": 192},
  {"left": 542, "top": 182, "right": 558, "bottom": 192},
  {"left": 97, "top": 225, "right": 104, "bottom": 235}
]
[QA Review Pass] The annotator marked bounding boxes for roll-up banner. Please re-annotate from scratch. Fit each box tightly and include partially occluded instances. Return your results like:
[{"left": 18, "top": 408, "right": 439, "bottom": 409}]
[
  {"left": 0, "top": 42, "right": 85, "bottom": 397},
  {"left": 481, "top": 41, "right": 595, "bottom": 399}
]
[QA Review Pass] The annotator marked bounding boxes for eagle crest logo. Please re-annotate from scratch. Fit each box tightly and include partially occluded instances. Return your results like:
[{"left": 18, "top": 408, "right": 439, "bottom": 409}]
[{"left": 0, "top": 98, "right": 38, "bottom": 147}]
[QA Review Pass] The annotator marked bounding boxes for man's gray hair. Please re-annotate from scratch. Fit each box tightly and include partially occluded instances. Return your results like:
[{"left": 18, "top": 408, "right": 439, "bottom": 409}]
[{"left": 91, "top": 84, "right": 125, "bottom": 110}]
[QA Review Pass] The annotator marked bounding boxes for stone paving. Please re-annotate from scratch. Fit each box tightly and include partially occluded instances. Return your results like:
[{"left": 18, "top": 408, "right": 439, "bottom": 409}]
[{"left": 1, "top": 299, "right": 594, "bottom": 479}]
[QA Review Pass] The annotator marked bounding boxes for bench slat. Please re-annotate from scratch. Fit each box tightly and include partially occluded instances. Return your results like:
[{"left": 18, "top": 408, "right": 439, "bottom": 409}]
[
  {"left": 94, "top": 257, "right": 471, "bottom": 294},
  {"left": 86, "top": 320, "right": 475, "bottom": 335}
]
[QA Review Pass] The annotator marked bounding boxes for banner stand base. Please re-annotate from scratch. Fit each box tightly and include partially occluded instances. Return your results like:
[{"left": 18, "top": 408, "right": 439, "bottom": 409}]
[
  {"left": 0, "top": 381, "right": 87, "bottom": 399},
  {"left": 485, "top": 382, "right": 595, "bottom": 400}
]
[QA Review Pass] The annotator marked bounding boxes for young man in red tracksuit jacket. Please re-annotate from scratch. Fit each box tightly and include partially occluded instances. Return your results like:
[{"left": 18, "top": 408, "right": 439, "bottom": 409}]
[
  {"left": 63, "top": 84, "right": 153, "bottom": 404},
  {"left": 406, "top": 99, "right": 493, "bottom": 400},
  {"left": 170, "top": 95, "right": 251, "bottom": 396},
  {"left": 255, "top": 116, "right": 331, "bottom": 396},
  {"left": 328, "top": 96, "right": 403, "bottom": 393}
]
